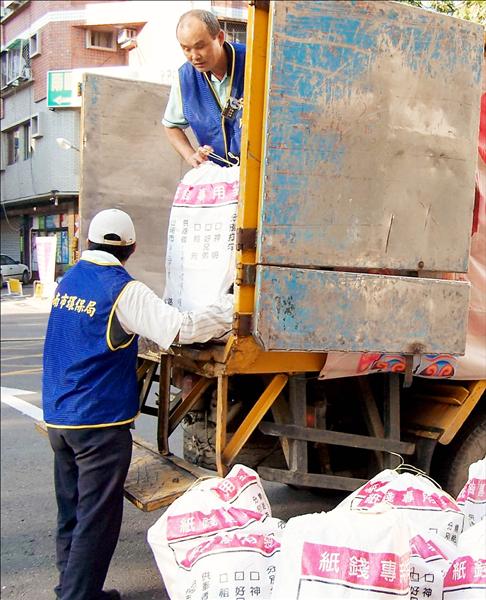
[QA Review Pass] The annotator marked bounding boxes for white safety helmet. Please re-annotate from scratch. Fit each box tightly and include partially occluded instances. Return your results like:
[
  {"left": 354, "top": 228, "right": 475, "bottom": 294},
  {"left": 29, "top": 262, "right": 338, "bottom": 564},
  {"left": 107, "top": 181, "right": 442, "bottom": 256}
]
[{"left": 88, "top": 209, "right": 136, "bottom": 246}]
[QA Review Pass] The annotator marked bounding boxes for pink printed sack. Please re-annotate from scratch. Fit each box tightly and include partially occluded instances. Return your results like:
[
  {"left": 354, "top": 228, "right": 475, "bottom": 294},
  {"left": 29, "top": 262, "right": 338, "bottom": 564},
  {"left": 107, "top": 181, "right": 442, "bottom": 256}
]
[
  {"left": 272, "top": 507, "right": 411, "bottom": 599},
  {"left": 147, "top": 465, "right": 284, "bottom": 600},
  {"left": 336, "top": 469, "right": 466, "bottom": 542},
  {"left": 409, "top": 533, "right": 458, "bottom": 600},
  {"left": 456, "top": 458, "right": 486, "bottom": 529},
  {"left": 163, "top": 162, "right": 239, "bottom": 312},
  {"left": 443, "top": 552, "right": 486, "bottom": 599}
]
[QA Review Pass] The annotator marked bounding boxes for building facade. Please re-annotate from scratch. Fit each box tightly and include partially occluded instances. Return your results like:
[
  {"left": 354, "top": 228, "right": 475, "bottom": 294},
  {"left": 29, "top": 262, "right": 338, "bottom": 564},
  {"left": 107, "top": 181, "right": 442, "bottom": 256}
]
[
  {"left": 0, "top": 0, "right": 139, "bottom": 278},
  {"left": 1, "top": 0, "right": 246, "bottom": 280}
]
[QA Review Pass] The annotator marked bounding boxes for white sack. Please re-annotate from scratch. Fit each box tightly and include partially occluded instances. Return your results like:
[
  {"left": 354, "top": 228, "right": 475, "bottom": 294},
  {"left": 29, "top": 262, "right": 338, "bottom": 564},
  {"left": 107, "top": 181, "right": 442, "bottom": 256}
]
[
  {"left": 271, "top": 507, "right": 410, "bottom": 599},
  {"left": 409, "top": 533, "right": 458, "bottom": 600},
  {"left": 147, "top": 465, "right": 284, "bottom": 600},
  {"left": 457, "top": 457, "right": 486, "bottom": 529},
  {"left": 443, "top": 519, "right": 486, "bottom": 600},
  {"left": 442, "top": 552, "right": 486, "bottom": 599},
  {"left": 458, "top": 520, "right": 486, "bottom": 558},
  {"left": 163, "top": 162, "right": 239, "bottom": 312},
  {"left": 336, "top": 469, "right": 465, "bottom": 542}
]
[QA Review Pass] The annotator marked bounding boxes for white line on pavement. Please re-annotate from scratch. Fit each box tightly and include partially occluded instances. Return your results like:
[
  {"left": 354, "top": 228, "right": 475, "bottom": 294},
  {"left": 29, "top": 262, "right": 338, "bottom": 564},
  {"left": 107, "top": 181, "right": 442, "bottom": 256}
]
[{"left": 1, "top": 387, "right": 43, "bottom": 421}]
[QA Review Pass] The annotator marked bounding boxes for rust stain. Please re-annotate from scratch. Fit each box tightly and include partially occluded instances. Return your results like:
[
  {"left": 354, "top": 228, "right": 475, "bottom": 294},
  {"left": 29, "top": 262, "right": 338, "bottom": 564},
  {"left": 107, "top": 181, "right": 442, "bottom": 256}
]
[{"left": 407, "top": 343, "right": 426, "bottom": 354}]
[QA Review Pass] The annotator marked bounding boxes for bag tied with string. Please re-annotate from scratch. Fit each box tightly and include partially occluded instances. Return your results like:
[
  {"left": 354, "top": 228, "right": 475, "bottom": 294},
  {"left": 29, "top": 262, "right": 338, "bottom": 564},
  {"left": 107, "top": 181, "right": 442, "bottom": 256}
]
[
  {"left": 335, "top": 466, "right": 466, "bottom": 543},
  {"left": 442, "top": 520, "right": 486, "bottom": 599},
  {"left": 147, "top": 464, "right": 284, "bottom": 600},
  {"left": 272, "top": 506, "right": 411, "bottom": 599},
  {"left": 163, "top": 161, "right": 239, "bottom": 313},
  {"left": 409, "top": 533, "right": 458, "bottom": 600},
  {"left": 456, "top": 457, "right": 486, "bottom": 529}
]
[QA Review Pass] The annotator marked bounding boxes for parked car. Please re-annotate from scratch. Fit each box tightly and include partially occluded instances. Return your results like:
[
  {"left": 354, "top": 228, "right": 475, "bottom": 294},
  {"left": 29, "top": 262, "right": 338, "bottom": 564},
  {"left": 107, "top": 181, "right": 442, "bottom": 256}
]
[{"left": 0, "top": 254, "right": 31, "bottom": 286}]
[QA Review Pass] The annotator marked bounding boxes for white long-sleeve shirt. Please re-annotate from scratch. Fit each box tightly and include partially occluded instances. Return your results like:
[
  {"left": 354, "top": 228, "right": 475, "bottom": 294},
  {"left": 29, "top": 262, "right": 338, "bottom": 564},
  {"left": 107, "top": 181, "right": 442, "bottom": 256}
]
[{"left": 81, "top": 250, "right": 233, "bottom": 349}]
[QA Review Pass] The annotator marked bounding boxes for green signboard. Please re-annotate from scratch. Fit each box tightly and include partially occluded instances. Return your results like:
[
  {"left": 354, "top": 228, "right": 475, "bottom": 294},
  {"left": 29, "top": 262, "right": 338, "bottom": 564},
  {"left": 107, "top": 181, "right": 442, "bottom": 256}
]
[{"left": 47, "top": 70, "right": 82, "bottom": 108}]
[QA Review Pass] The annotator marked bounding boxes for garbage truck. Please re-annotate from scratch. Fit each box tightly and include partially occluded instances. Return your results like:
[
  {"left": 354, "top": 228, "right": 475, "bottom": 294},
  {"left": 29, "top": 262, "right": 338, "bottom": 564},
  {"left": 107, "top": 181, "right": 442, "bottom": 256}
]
[{"left": 73, "top": 0, "right": 485, "bottom": 511}]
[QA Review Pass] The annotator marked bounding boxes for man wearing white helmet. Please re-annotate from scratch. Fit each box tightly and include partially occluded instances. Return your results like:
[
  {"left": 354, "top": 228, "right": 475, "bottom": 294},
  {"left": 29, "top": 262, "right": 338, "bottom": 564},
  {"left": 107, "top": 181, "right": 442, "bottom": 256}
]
[{"left": 42, "top": 208, "right": 233, "bottom": 600}]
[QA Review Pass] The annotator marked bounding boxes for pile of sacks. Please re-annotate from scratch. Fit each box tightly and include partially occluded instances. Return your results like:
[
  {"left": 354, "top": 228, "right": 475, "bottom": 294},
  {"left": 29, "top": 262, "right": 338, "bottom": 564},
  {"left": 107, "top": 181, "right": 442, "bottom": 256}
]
[{"left": 148, "top": 459, "right": 486, "bottom": 600}]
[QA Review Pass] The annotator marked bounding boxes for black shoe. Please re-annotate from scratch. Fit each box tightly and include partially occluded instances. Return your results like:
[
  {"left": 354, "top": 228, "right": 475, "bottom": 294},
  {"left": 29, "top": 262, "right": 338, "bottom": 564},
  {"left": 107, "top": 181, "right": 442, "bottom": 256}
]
[{"left": 100, "top": 591, "right": 121, "bottom": 600}]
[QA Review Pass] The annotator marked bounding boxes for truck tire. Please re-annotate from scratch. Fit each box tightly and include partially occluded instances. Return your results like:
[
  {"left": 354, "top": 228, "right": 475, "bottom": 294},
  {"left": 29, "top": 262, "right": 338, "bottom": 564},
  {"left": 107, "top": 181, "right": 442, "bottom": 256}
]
[{"left": 433, "top": 409, "right": 486, "bottom": 498}]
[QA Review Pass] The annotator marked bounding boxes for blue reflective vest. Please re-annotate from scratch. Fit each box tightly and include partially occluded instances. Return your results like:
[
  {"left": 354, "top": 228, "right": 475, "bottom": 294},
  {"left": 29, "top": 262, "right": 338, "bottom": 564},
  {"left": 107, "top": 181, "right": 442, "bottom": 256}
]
[
  {"left": 42, "top": 259, "right": 139, "bottom": 428},
  {"left": 179, "top": 42, "right": 245, "bottom": 167}
]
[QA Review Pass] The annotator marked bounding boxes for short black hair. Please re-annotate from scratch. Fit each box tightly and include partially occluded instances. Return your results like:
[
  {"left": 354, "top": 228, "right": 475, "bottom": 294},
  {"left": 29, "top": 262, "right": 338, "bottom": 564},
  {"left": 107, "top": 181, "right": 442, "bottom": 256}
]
[
  {"left": 88, "top": 235, "right": 135, "bottom": 263},
  {"left": 177, "top": 9, "right": 221, "bottom": 38}
]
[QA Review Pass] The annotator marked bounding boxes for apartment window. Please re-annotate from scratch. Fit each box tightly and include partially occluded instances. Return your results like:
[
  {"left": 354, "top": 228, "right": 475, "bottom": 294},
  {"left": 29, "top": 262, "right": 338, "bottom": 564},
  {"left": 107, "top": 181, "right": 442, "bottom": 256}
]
[
  {"left": 5, "top": 121, "right": 31, "bottom": 165},
  {"left": 7, "top": 44, "right": 21, "bottom": 82},
  {"left": 7, "top": 129, "right": 20, "bottom": 165},
  {"left": 1, "top": 40, "right": 31, "bottom": 87},
  {"left": 23, "top": 122, "right": 31, "bottom": 160},
  {"left": 219, "top": 20, "right": 247, "bottom": 44},
  {"left": 31, "top": 114, "right": 42, "bottom": 138},
  {"left": 1, "top": 52, "right": 7, "bottom": 88},
  {"left": 86, "top": 29, "right": 116, "bottom": 51},
  {"left": 29, "top": 32, "right": 40, "bottom": 57}
]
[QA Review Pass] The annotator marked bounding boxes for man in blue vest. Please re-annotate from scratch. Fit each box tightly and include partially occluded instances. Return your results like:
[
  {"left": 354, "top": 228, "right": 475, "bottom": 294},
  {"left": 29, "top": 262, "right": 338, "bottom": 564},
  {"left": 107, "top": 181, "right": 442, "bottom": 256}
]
[
  {"left": 163, "top": 9, "right": 245, "bottom": 168},
  {"left": 43, "top": 209, "right": 233, "bottom": 600}
]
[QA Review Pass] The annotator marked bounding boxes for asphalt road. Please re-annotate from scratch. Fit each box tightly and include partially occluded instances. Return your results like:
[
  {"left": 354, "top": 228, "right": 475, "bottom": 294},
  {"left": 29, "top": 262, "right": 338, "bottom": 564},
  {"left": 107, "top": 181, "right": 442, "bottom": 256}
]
[{"left": 1, "top": 287, "right": 342, "bottom": 600}]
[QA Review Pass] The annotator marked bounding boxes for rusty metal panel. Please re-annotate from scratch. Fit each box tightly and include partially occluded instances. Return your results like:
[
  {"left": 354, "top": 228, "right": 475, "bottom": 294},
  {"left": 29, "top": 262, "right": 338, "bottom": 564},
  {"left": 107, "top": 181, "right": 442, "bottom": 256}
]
[
  {"left": 253, "top": 266, "right": 470, "bottom": 353},
  {"left": 80, "top": 74, "right": 189, "bottom": 297},
  {"left": 259, "top": 1, "right": 483, "bottom": 272}
]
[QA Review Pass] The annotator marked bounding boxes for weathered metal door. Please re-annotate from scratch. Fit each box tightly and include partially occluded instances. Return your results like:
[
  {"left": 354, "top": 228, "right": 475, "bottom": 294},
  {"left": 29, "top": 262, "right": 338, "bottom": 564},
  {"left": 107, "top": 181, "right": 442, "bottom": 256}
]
[
  {"left": 253, "top": 0, "right": 483, "bottom": 353},
  {"left": 80, "top": 74, "right": 189, "bottom": 297}
]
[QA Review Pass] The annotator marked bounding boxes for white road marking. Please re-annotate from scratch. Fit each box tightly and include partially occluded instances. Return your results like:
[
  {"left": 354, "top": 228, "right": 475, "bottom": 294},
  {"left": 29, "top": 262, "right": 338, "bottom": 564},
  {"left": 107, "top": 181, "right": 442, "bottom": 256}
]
[
  {"left": 1, "top": 387, "right": 43, "bottom": 421},
  {"left": 1, "top": 353, "right": 43, "bottom": 361},
  {"left": 2, "top": 367, "right": 43, "bottom": 376}
]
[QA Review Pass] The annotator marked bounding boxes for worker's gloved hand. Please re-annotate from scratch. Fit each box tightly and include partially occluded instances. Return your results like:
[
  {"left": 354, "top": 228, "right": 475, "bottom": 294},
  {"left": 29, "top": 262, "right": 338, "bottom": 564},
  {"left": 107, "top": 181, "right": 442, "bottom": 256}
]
[{"left": 187, "top": 145, "right": 213, "bottom": 168}]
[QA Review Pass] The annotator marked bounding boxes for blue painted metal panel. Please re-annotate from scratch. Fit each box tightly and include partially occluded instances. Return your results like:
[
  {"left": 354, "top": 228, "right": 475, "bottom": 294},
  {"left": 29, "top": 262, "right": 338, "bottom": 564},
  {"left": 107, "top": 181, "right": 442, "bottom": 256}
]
[
  {"left": 253, "top": 266, "right": 470, "bottom": 354},
  {"left": 259, "top": 1, "right": 483, "bottom": 272}
]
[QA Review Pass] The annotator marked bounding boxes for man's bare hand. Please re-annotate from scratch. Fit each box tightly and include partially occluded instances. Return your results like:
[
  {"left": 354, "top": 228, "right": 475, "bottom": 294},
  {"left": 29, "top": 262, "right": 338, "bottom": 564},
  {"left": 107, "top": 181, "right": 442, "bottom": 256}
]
[{"left": 187, "top": 145, "right": 213, "bottom": 168}]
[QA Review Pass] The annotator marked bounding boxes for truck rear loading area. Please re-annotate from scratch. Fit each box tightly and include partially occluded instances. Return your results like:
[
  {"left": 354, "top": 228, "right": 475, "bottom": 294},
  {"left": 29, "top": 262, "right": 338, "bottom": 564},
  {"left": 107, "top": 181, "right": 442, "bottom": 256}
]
[{"left": 76, "top": 1, "right": 484, "bottom": 510}]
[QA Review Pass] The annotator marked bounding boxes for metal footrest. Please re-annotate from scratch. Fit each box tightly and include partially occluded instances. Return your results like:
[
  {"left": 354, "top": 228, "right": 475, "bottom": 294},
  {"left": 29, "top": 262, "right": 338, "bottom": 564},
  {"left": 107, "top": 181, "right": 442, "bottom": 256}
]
[
  {"left": 35, "top": 422, "right": 211, "bottom": 512},
  {"left": 125, "top": 437, "right": 212, "bottom": 511}
]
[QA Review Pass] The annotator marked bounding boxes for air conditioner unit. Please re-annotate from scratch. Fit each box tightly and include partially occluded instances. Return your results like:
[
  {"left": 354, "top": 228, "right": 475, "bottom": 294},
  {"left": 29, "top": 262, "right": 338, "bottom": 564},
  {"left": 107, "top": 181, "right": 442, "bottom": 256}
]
[
  {"left": 19, "top": 66, "right": 31, "bottom": 80},
  {"left": 3, "top": 0, "right": 23, "bottom": 16},
  {"left": 117, "top": 28, "right": 137, "bottom": 46}
]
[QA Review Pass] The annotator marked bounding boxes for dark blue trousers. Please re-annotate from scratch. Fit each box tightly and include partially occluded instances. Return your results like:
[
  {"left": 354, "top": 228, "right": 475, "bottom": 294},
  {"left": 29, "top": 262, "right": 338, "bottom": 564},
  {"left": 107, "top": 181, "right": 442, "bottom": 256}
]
[{"left": 48, "top": 426, "right": 132, "bottom": 600}]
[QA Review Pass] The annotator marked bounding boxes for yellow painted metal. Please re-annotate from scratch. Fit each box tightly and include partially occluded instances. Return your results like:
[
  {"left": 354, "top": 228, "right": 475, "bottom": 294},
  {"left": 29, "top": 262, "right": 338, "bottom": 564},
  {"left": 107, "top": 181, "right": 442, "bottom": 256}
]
[
  {"left": 412, "top": 384, "right": 470, "bottom": 406},
  {"left": 172, "top": 336, "right": 326, "bottom": 377},
  {"left": 222, "top": 373, "right": 288, "bottom": 466},
  {"left": 6, "top": 279, "right": 23, "bottom": 295},
  {"left": 235, "top": 1, "right": 270, "bottom": 317},
  {"left": 33, "top": 280, "right": 44, "bottom": 298},
  {"left": 136, "top": 359, "right": 154, "bottom": 381},
  {"left": 224, "top": 336, "right": 326, "bottom": 375},
  {"left": 438, "top": 380, "right": 485, "bottom": 444},
  {"left": 216, "top": 375, "right": 229, "bottom": 476},
  {"left": 67, "top": 210, "right": 76, "bottom": 265},
  {"left": 405, "top": 380, "right": 485, "bottom": 444},
  {"left": 168, "top": 376, "right": 213, "bottom": 433}
]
